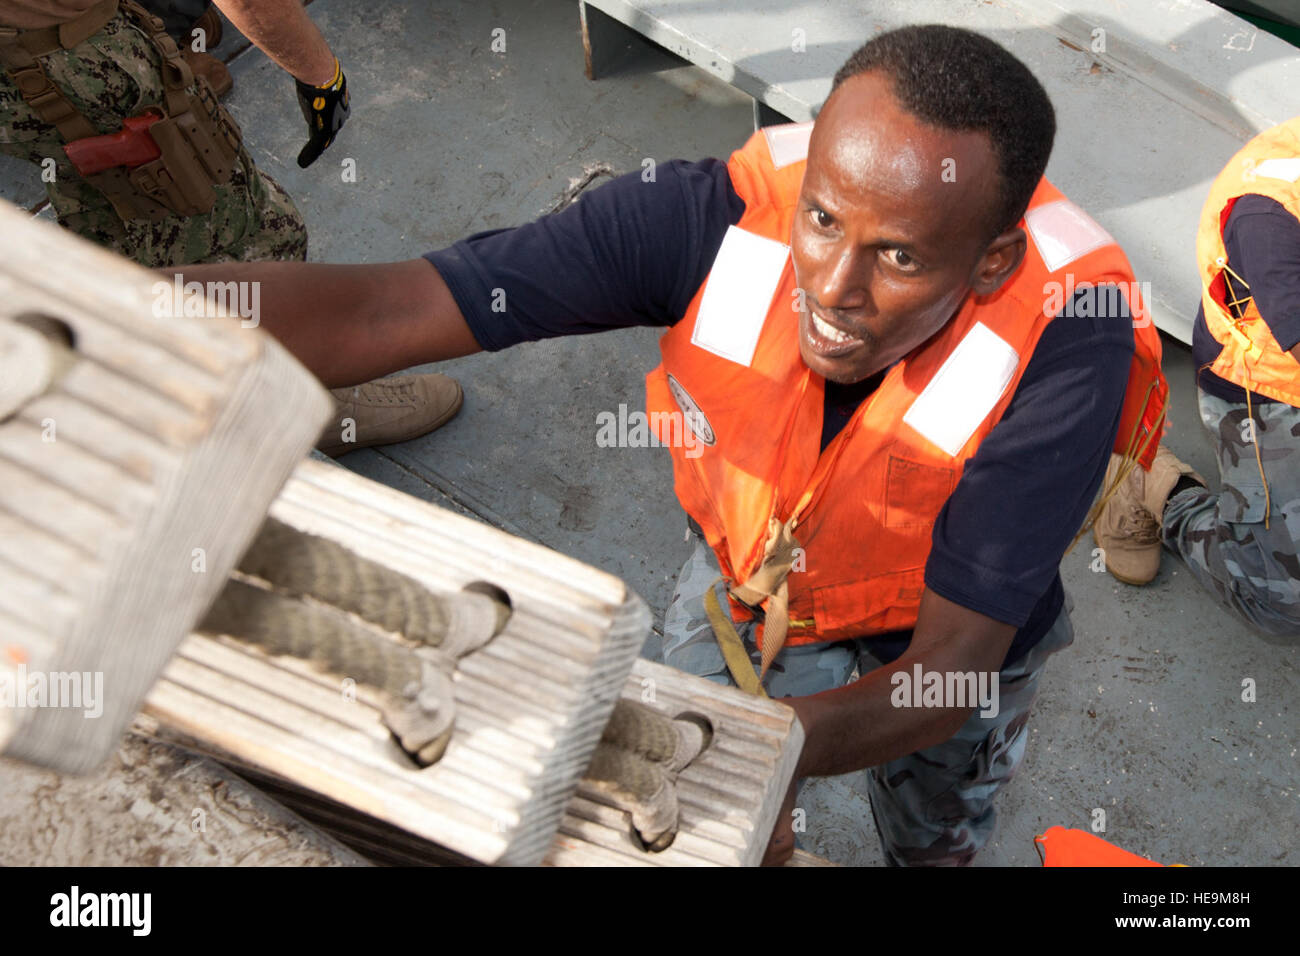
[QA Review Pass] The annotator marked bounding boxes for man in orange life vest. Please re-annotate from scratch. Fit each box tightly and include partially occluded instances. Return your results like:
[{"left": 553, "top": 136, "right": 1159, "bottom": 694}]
[
  {"left": 178, "top": 25, "right": 1166, "bottom": 865},
  {"left": 1095, "top": 118, "right": 1300, "bottom": 640}
]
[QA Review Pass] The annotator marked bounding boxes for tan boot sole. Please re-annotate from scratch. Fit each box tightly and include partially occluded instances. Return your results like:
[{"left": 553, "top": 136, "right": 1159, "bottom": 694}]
[
  {"left": 1104, "top": 565, "right": 1157, "bottom": 587},
  {"left": 1093, "top": 528, "right": 1159, "bottom": 587}
]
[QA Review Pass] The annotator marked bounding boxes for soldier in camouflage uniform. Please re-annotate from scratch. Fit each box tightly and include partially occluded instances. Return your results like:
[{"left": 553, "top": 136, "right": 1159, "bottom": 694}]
[
  {"left": 1159, "top": 396, "right": 1300, "bottom": 636},
  {"left": 0, "top": 2, "right": 307, "bottom": 266},
  {"left": 1095, "top": 119, "right": 1300, "bottom": 640},
  {"left": 1098, "top": 410, "right": 1300, "bottom": 639},
  {"left": 660, "top": 534, "right": 1076, "bottom": 866},
  {"left": 1, "top": 2, "right": 464, "bottom": 454}
]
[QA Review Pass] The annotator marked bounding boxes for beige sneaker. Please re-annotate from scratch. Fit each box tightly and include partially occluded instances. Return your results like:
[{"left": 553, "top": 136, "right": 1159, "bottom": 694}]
[
  {"left": 1093, "top": 446, "right": 1205, "bottom": 585},
  {"left": 317, "top": 372, "right": 463, "bottom": 458}
]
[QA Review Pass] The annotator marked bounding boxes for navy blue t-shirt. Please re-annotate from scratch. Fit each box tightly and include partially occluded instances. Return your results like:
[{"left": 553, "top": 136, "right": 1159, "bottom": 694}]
[
  {"left": 426, "top": 157, "right": 1134, "bottom": 668},
  {"left": 1193, "top": 194, "right": 1300, "bottom": 404}
]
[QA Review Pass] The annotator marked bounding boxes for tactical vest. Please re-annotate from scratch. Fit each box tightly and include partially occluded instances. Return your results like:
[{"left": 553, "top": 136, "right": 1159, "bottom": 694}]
[
  {"left": 0, "top": 0, "right": 241, "bottom": 222},
  {"left": 646, "top": 123, "right": 1167, "bottom": 648},
  {"left": 1196, "top": 117, "right": 1300, "bottom": 407}
]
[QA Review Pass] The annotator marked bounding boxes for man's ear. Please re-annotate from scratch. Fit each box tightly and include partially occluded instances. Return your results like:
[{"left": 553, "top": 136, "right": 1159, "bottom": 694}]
[{"left": 970, "top": 226, "right": 1026, "bottom": 296}]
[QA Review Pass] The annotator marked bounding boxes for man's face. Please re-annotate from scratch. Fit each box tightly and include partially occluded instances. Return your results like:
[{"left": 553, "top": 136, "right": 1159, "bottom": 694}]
[{"left": 792, "top": 71, "right": 1020, "bottom": 384}]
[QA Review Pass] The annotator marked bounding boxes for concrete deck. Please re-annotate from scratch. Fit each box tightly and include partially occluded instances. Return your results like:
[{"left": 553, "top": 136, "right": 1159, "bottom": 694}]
[{"left": 5, "top": 0, "right": 1297, "bottom": 865}]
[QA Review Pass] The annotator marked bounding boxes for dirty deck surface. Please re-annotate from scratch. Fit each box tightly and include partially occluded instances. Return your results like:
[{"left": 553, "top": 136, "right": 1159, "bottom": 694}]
[{"left": 9, "top": 0, "right": 1296, "bottom": 865}]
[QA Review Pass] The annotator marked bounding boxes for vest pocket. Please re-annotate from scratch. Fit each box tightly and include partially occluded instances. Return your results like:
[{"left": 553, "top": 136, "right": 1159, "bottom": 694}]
[
  {"left": 885, "top": 455, "right": 957, "bottom": 530},
  {"left": 812, "top": 571, "right": 925, "bottom": 639}
]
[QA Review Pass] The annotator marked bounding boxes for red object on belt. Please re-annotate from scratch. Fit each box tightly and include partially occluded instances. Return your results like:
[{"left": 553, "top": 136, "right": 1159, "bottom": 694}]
[{"left": 62, "top": 109, "right": 163, "bottom": 176}]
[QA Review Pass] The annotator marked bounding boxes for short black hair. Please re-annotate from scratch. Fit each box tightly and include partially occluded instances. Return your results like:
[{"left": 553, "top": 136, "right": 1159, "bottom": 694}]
[{"left": 830, "top": 25, "right": 1056, "bottom": 238}]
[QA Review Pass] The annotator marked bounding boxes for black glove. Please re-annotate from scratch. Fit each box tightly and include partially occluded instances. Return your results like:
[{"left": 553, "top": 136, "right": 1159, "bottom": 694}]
[{"left": 294, "top": 59, "right": 349, "bottom": 168}]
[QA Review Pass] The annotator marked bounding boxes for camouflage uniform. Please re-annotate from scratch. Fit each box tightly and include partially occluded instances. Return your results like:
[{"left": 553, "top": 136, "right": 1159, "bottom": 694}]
[
  {"left": 1162, "top": 389, "right": 1300, "bottom": 637},
  {"left": 659, "top": 534, "right": 1075, "bottom": 866},
  {"left": 0, "top": 6, "right": 305, "bottom": 266}
]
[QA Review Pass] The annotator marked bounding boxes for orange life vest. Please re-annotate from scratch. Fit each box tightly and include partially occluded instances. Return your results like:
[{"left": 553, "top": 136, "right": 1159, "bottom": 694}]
[
  {"left": 644, "top": 123, "right": 1167, "bottom": 647},
  {"left": 1196, "top": 117, "right": 1300, "bottom": 407},
  {"left": 1035, "top": 826, "right": 1164, "bottom": 867}
]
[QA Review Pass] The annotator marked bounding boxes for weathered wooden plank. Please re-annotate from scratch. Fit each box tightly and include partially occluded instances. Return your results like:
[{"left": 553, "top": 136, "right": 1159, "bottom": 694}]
[
  {"left": 543, "top": 658, "right": 805, "bottom": 867},
  {"left": 138, "top": 651, "right": 804, "bottom": 868},
  {"left": 139, "top": 458, "right": 650, "bottom": 866},
  {"left": 0, "top": 198, "right": 333, "bottom": 773}
]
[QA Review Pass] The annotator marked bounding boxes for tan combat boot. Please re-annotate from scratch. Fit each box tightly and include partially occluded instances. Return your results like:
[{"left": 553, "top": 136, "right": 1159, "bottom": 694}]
[
  {"left": 1093, "top": 446, "right": 1205, "bottom": 585},
  {"left": 317, "top": 372, "right": 464, "bottom": 458}
]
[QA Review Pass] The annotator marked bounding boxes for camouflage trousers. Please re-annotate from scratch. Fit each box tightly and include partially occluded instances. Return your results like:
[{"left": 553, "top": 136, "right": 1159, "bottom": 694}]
[
  {"left": 0, "top": 8, "right": 306, "bottom": 267},
  {"left": 658, "top": 536, "right": 1075, "bottom": 866},
  {"left": 1162, "top": 388, "right": 1300, "bottom": 638}
]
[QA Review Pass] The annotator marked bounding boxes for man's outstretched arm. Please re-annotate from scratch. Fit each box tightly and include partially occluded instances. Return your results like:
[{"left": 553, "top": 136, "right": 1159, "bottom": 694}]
[
  {"left": 175, "top": 259, "right": 481, "bottom": 387},
  {"left": 213, "top": 0, "right": 337, "bottom": 85},
  {"left": 175, "top": 158, "right": 741, "bottom": 385}
]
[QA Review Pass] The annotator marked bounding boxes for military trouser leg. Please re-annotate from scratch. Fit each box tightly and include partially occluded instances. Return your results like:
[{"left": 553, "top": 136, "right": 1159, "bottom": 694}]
[
  {"left": 1162, "top": 388, "right": 1300, "bottom": 638},
  {"left": 658, "top": 535, "right": 1073, "bottom": 865},
  {"left": 0, "top": 9, "right": 306, "bottom": 266},
  {"left": 857, "top": 603, "right": 1073, "bottom": 866}
]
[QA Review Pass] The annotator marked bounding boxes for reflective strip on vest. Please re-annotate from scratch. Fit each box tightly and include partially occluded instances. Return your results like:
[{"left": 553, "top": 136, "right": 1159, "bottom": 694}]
[
  {"left": 762, "top": 121, "right": 813, "bottom": 169},
  {"left": 1025, "top": 199, "right": 1115, "bottom": 272},
  {"left": 1252, "top": 156, "right": 1300, "bottom": 184},
  {"left": 902, "top": 323, "right": 1020, "bottom": 456},
  {"left": 691, "top": 225, "right": 789, "bottom": 368}
]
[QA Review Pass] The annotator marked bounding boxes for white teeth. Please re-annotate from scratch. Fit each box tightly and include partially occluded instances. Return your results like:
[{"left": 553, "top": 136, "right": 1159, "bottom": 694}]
[{"left": 812, "top": 312, "right": 854, "bottom": 345}]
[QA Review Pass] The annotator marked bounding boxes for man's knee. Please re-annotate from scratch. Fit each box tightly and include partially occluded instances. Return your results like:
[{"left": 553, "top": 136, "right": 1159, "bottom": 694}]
[
  {"left": 868, "top": 769, "right": 999, "bottom": 867},
  {"left": 1210, "top": 553, "right": 1300, "bottom": 638},
  {"left": 1247, "top": 597, "right": 1300, "bottom": 639}
]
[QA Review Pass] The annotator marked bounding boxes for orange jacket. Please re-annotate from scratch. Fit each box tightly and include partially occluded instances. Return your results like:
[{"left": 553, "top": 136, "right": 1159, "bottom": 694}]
[
  {"left": 1197, "top": 117, "right": 1300, "bottom": 407},
  {"left": 645, "top": 123, "right": 1166, "bottom": 647},
  {"left": 1035, "top": 826, "right": 1164, "bottom": 866}
]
